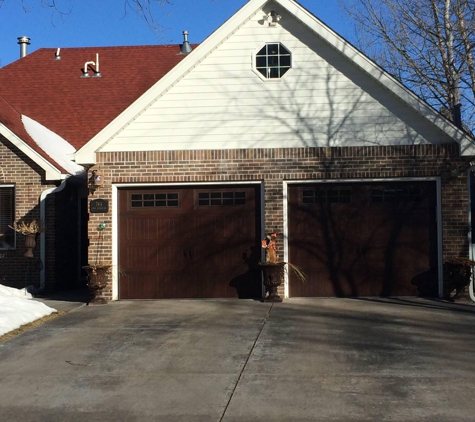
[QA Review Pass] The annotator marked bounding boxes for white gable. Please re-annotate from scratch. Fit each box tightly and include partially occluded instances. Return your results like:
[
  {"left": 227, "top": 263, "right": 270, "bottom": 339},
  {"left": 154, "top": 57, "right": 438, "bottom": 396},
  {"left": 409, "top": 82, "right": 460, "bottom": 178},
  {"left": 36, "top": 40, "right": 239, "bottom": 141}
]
[{"left": 76, "top": 0, "right": 470, "bottom": 163}]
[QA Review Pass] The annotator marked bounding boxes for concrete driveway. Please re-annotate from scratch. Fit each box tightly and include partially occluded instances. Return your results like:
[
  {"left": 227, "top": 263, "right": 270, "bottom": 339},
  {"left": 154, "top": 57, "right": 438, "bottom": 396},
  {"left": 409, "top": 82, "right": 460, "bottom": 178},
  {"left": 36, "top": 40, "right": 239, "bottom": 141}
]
[{"left": 0, "top": 298, "right": 475, "bottom": 421}]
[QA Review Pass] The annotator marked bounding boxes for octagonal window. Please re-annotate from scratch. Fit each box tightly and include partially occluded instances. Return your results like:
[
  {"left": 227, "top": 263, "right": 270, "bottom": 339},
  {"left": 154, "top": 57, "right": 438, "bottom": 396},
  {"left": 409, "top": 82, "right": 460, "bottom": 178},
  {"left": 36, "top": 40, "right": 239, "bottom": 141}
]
[{"left": 256, "top": 43, "right": 291, "bottom": 79}]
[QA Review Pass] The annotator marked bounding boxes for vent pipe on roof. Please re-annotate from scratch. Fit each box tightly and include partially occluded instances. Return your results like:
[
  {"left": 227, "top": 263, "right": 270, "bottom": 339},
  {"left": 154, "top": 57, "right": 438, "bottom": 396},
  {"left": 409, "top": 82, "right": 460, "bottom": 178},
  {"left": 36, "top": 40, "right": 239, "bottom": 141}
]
[
  {"left": 180, "top": 31, "right": 192, "bottom": 55},
  {"left": 18, "top": 36, "right": 31, "bottom": 58},
  {"left": 81, "top": 54, "right": 102, "bottom": 78}
]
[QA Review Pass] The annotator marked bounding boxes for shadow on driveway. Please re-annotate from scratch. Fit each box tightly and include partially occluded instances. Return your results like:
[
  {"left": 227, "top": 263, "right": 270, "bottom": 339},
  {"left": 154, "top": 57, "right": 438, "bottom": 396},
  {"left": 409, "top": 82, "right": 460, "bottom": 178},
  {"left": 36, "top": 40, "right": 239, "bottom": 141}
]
[{"left": 0, "top": 298, "right": 474, "bottom": 421}]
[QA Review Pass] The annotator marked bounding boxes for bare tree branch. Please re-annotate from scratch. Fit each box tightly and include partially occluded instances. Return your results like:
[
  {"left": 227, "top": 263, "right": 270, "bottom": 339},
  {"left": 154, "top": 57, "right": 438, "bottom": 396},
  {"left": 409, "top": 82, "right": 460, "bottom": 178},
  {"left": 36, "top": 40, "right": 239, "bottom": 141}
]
[
  {"left": 342, "top": 0, "right": 475, "bottom": 134},
  {"left": 2, "top": 0, "right": 177, "bottom": 34}
]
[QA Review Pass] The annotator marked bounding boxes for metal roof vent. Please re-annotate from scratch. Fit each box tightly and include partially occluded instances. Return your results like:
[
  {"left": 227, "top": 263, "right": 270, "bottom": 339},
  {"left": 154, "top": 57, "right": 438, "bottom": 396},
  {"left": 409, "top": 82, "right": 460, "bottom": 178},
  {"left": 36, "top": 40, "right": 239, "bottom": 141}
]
[
  {"left": 81, "top": 54, "right": 102, "bottom": 78},
  {"left": 18, "top": 36, "right": 31, "bottom": 58},
  {"left": 179, "top": 31, "right": 192, "bottom": 55}
]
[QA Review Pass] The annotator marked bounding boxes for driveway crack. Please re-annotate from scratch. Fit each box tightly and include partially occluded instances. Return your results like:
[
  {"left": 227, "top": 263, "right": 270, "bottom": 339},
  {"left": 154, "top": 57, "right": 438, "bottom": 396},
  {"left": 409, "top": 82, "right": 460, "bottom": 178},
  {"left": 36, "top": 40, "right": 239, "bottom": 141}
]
[{"left": 219, "top": 303, "right": 274, "bottom": 422}]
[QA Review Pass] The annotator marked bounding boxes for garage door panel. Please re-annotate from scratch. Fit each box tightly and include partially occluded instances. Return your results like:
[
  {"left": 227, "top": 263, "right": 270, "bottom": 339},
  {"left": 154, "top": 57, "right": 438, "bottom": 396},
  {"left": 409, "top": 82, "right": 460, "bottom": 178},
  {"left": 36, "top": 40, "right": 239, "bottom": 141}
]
[
  {"left": 289, "top": 181, "right": 438, "bottom": 297},
  {"left": 293, "top": 270, "right": 359, "bottom": 297},
  {"left": 125, "top": 218, "right": 157, "bottom": 240},
  {"left": 119, "top": 186, "right": 261, "bottom": 299},
  {"left": 120, "top": 270, "right": 194, "bottom": 299},
  {"left": 123, "top": 244, "right": 188, "bottom": 269},
  {"left": 124, "top": 246, "right": 159, "bottom": 268},
  {"left": 156, "top": 218, "right": 185, "bottom": 240},
  {"left": 121, "top": 274, "right": 159, "bottom": 299}
]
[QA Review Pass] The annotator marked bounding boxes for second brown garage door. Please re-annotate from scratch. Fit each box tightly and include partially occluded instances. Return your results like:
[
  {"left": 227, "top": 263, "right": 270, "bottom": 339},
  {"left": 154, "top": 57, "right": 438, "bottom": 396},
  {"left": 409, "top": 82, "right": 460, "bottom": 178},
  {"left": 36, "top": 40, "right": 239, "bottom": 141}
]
[
  {"left": 118, "top": 185, "right": 262, "bottom": 299},
  {"left": 288, "top": 181, "right": 438, "bottom": 297}
]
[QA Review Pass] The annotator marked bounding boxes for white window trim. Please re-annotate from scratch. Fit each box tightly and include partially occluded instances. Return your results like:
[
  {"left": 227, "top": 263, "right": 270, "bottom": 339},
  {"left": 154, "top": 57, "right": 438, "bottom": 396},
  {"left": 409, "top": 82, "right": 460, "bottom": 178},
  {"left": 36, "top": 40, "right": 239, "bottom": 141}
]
[{"left": 252, "top": 42, "right": 292, "bottom": 82}]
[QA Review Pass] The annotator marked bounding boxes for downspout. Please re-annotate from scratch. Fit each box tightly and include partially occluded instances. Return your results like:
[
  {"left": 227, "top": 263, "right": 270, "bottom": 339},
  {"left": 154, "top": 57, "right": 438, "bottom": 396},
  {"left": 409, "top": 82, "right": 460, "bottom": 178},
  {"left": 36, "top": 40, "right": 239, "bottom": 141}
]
[
  {"left": 468, "top": 167, "right": 475, "bottom": 302},
  {"left": 39, "top": 178, "right": 69, "bottom": 291}
]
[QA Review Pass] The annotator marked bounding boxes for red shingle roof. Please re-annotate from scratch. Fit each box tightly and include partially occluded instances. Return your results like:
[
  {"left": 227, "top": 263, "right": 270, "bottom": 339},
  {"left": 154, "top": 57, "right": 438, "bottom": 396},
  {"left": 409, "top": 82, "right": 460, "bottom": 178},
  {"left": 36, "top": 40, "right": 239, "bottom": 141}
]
[
  {"left": 0, "top": 45, "right": 188, "bottom": 150},
  {"left": 0, "top": 95, "right": 67, "bottom": 173}
]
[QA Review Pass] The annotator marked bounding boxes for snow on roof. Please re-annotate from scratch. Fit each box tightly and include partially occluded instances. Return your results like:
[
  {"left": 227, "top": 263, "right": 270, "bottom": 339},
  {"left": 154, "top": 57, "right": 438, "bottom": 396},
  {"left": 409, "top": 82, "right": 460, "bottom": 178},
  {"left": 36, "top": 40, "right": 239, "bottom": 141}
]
[{"left": 22, "top": 115, "right": 86, "bottom": 177}]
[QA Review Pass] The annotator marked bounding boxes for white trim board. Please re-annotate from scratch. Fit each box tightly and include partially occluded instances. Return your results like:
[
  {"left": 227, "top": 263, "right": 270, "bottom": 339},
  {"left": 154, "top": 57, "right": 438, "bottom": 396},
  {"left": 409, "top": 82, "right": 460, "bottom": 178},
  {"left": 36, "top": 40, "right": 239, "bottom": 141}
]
[
  {"left": 0, "top": 124, "right": 63, "bottom": 180},
  {"left": 113, "top": 181, "right": 263, "bottom": 188}
]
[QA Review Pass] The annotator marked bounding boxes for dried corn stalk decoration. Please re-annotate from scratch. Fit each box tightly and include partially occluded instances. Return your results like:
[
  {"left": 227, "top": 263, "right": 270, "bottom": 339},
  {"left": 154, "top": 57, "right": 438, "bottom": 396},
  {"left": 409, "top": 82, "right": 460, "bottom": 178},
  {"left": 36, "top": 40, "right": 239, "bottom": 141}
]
[{"left": 9, "top": 220, "right": 45, "bottom": 235}]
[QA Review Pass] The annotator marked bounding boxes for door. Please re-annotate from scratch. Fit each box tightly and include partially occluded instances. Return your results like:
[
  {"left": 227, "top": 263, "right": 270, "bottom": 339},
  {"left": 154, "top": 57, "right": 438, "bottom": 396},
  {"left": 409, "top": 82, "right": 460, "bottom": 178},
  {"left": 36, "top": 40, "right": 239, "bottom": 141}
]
[
  {"left": 118, "top": 185, "right": 261, "bottom": 299},
  {"left": 288, "top": 181, "right": 438, "bottom": 297}
]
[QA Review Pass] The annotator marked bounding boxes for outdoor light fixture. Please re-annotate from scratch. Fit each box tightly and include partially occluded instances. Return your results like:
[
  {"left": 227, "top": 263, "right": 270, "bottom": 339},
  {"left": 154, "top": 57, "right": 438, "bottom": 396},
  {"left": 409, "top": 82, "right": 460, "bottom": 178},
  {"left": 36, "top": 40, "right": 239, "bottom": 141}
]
[
  {"left": 264, "top": 10, "right": 282, "bottom": 27},
  {"left": 88, "top": 169, "right": 104, "bottom": 194}
]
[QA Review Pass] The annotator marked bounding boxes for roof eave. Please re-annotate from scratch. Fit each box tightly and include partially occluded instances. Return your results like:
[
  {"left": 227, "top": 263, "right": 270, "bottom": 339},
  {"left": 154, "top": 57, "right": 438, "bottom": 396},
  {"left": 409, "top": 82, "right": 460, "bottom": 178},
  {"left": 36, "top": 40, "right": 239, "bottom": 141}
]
[
  {"left": 461, "top": 138, "right": 475, "bottom": 156},
  {"left": 0, "top": 123, "right": 63, "bottom": 180}
]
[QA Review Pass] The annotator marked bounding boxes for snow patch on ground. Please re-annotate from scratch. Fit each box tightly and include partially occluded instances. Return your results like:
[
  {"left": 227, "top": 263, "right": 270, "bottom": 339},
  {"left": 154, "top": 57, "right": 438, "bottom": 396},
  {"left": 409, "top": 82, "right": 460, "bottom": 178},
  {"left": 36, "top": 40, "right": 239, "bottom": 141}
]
[
  {"left": 0, "top": 284, "right": 57, "bottom": 337},
  {"left": 22, "top": 114, "right": 85, "bottom": 177}
]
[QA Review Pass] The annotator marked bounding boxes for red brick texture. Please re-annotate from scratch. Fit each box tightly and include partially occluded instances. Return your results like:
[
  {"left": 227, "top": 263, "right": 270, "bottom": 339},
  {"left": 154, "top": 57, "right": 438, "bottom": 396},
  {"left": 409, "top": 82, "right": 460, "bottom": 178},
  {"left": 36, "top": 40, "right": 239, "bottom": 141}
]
[
  {"left": 0, "top": 135, "right": 57, "bottom": 289},
  {"left": 88, "top": 144, "right": 471, "bottom": 299}
]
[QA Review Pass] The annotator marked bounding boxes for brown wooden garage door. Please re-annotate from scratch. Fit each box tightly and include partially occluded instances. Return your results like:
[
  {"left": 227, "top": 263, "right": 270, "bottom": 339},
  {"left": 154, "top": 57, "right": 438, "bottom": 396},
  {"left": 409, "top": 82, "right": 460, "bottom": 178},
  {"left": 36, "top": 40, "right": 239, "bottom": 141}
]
[
  {"left": 118, "top": 185, "right": 262, "bottom": 299},
  {"left": 288, "top": 181, "right": 438, "bottom": 297}
]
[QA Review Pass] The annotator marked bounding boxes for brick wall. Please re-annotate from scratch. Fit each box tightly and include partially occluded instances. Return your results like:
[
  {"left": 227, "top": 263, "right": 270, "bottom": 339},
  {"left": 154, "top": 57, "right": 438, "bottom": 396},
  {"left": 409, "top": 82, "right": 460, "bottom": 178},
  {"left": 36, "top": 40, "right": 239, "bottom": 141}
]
[
  {"left": 88, "top": 144, "right": 470, "bottom": 299},
  {"left": 0, "top": 136, "right": 59, "bottom": 290}
]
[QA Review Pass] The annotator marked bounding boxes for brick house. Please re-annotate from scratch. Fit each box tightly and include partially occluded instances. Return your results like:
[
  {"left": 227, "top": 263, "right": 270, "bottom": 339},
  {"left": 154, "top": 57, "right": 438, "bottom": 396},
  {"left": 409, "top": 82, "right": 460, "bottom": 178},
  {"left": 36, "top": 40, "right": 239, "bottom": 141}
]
[
  {"left": 75, "top": 0, "right": 475, "bottom": 301},
  {"left": 0, "top": 43, "right": 188, "bottom": 291},
  {"left": 0, "top": 93, "right": 86, "bottom": 291},
  {"left": 3, "top": 0, "right": 475, "bottom": 300}
]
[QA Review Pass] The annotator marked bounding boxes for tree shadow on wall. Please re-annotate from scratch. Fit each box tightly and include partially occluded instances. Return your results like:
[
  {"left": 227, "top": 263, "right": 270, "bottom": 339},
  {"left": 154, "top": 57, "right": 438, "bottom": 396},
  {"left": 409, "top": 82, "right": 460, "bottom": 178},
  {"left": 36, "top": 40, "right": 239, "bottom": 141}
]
[
  {"left": 229, "top": 247, "right": 263, "bottom": 299},
  {"left": 288, "top": 182, "right": 439, "bottom": 297}
]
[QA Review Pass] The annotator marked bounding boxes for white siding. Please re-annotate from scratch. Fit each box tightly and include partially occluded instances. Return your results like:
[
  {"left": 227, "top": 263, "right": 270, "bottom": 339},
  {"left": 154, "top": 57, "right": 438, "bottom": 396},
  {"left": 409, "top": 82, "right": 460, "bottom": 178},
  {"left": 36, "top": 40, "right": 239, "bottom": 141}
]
[{"left": 99, "top": 6, "right": 453, "bottom": 153}]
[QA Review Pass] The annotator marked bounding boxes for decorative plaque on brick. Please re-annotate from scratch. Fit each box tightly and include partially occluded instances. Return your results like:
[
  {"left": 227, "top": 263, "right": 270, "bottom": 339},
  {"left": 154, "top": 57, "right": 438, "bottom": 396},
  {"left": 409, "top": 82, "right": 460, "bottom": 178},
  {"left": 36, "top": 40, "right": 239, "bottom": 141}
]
[{"left": 90, "top": 199, "right": 109, "bottom": 213}]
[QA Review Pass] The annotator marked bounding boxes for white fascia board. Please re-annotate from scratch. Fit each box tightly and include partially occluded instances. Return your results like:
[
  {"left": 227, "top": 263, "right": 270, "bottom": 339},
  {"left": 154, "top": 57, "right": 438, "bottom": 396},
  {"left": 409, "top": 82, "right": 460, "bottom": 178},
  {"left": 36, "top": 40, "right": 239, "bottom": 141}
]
[
  {"left": 0, "top": 123, "right": 62, "bottom": 180},
  {"left": 461, "top": 139, "right": 475, "bottom": 156},
  {"left": 74, "top": 0, "right": 269, "bottom": 165}
]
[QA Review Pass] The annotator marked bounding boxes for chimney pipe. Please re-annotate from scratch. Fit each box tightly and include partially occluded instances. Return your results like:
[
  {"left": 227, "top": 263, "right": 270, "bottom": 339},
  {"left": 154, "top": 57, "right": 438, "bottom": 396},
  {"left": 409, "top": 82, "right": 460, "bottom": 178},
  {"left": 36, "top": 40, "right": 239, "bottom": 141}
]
[
  {"left": 18, "top": 36, "right": 31, "bottom": 58},
  {"left": 453, "top": 104, "right": 462, "bottom": 129},
  {"left": 180, "top": 31, "right": 192, "bottom": 55}
]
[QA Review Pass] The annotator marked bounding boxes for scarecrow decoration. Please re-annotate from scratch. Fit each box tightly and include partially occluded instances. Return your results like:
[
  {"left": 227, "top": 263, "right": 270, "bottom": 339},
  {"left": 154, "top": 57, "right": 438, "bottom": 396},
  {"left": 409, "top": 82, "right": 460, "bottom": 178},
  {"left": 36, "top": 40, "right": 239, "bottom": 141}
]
[{"left": 262, "top": 231, "right": 278, "bottom": 263}]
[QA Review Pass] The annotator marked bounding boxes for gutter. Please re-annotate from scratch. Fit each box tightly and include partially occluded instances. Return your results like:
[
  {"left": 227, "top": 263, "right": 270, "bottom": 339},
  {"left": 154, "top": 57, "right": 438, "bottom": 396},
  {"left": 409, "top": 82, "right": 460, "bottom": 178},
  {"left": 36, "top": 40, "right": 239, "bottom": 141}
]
[{"left": 39, "top": 178, "right": 69, "bottom": 291}]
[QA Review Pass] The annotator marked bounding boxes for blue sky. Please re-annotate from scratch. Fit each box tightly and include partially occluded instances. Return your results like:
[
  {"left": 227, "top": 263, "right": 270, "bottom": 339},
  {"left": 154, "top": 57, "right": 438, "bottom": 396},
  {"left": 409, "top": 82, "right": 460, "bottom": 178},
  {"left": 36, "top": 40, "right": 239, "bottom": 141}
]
[{"left": 0, "top": 0, "right": 352, "bottom": 68}]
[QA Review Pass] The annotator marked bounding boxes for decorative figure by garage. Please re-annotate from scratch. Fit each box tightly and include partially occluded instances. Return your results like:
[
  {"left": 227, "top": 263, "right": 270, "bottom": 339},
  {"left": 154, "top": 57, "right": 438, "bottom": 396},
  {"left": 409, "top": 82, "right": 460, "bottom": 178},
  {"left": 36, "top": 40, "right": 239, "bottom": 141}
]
[
  {"left": 259, "top": 231, "right": 306, "bottom": 302},
  {"left": 9, "top": 220, "right": 45, "bottom": 258},
  {"left": 82, "top": 222, "right": 111, "bottom": 305}
]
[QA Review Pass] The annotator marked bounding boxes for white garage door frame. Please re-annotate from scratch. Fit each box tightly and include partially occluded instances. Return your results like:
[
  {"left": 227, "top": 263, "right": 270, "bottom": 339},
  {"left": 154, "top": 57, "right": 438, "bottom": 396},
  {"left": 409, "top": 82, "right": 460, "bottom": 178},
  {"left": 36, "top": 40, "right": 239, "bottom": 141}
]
[
  {"left": 111, "top": 181, "right": 265, "bottom": 301},
  {"left": 283, "top": 177, "right": 443, "bottom": 299}
]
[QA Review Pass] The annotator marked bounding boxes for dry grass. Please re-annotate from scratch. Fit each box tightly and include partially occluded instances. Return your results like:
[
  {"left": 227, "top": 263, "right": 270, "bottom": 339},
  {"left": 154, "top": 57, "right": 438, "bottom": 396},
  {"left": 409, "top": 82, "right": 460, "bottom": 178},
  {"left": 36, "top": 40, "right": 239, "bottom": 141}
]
[
  {"left": 286, "top": 262, "right": 308, "bottom": 283},
  {"left": 0, "top": 311, "right": 65, "bottom": 343}
]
